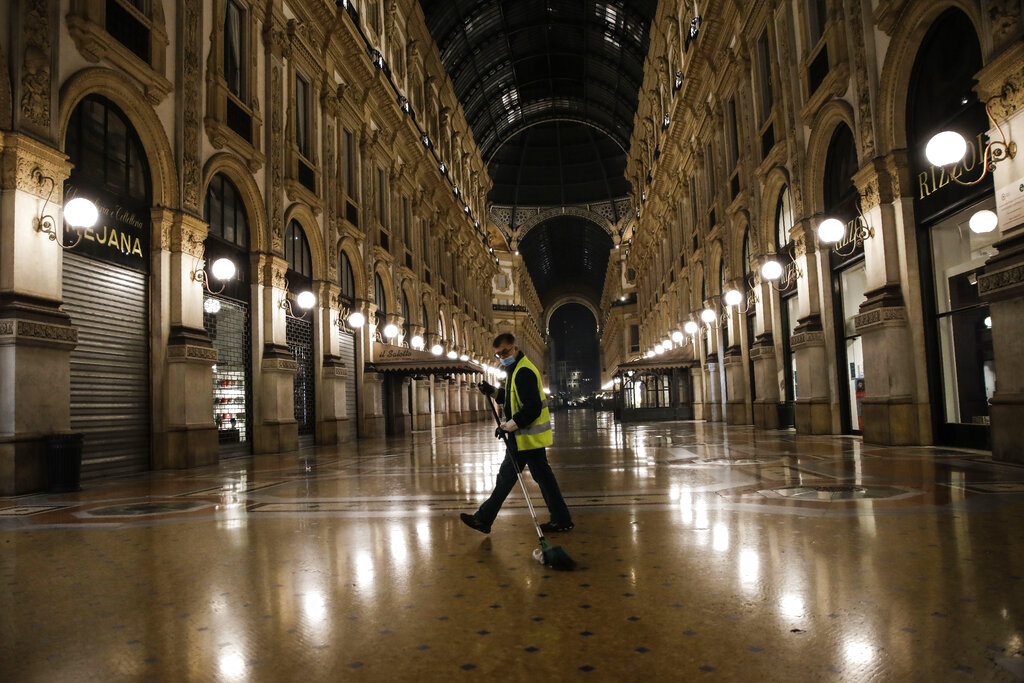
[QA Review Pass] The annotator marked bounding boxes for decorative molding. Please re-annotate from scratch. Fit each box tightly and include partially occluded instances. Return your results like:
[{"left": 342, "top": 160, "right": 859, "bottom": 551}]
[
  {"left": 854, "top": 306, "right": 907, "bottom": 332},
  {"left": 20, "top": 0, "right": 52, "bottom": 133},
  {"left": 0, "top": 319, "right": 78, "bottom": 348},
  {"left": 181, "top": 0, "right": 202, "bottom": 214},
  {"left": 167, "top": 344, "right": 218, "bottom": 363},
  {"left": 261, "top": 357, "right": 298, "bottom": 373},
  {"left": 978, "top": 264, "right": 1024, "bottom": 299},
  {"left": 789, "top": 329, "right": 825, "bottom": 348}
]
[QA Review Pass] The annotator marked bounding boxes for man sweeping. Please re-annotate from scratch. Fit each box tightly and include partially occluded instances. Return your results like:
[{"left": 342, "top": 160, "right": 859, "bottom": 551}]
[{"left": 460, "top": 332, "right": 574, "bottom": 535}]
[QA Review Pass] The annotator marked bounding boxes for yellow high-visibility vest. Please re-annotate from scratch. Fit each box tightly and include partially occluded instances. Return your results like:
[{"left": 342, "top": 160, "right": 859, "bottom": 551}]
[{"left": 509, "top": 355, "right": 553, "bottom": 450}]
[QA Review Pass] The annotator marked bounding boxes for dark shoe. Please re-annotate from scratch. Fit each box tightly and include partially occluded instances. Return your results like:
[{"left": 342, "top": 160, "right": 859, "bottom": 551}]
[
  {"left": 540, "top": 520, "right": 574, "bottom": 533},
  {"left": 460, "top": 513, "right": 490, "bottom": 534}
]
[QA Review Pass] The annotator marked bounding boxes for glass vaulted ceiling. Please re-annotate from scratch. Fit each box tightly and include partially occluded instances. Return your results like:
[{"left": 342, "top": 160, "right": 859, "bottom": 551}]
[{"left": 418, "top": 0, "right": 656, "bottom": 299}]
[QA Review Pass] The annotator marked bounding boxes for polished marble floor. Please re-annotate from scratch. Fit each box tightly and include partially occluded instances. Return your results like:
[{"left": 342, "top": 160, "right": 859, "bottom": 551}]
[{"left": 3, "top": 410, "right": 1024, "bottom": 681}]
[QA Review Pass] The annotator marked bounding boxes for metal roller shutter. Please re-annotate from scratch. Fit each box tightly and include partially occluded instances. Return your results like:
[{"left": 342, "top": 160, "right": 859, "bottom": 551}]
[
  {"left": 339, "top": 330, "right": 358, "bottom": 434},
  {"left": 287, "top": 315, "right": 315, "bottom": 447},
  {"left": 62, "top": 253, "right": 150, "bottom": 478}
]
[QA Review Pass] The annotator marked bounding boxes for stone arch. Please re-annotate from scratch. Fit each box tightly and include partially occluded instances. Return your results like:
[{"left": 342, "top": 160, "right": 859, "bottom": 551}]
[
  {"left": 876, "top": 1, "right": 983, "bottom": 155},
  {"left": 514, "top": 206, "right": 616, "bottom": 245},
  {"left": 283, "top": 203, "right": 326, "bottom": 281},
  {"left": 803, "top": 100, "right": 858, "bottom": 218},
  {"left": 399, "top": 278, "right": 417, "bottom": 323},
  {"left": 703, "top": 238, "right": 724, "bottom": 300},
  {"left": 371, "top": 260, "right": 396, "bottom": 314},
  {"left": 202, "top": 153, "right": 269, "bottom": 254},
  {"left": 759, "top": 165, "right": 792, "bottom": 256},
  {"left": 420, "top": 292, "right": 435, "bottom": 334},
  {"left": 336, "top": 236, "right": 367, "bottom": 300},
  {"left": 688, "top": 260, "right": 704, "bottom": 314},
  {"left": 59, "top": 67, "right": 178, "bottom": 209},
  {"left": 543, "top": 294, "right": 602, "bottom": 336},
  {"left": 727, "top": 210, "right": 751, "bottom": 281}
]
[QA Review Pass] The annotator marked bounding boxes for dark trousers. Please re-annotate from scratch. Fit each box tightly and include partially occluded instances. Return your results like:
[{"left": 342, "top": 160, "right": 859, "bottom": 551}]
[{"left": 476, "top": 439, "right": 571, "bottom": 526}]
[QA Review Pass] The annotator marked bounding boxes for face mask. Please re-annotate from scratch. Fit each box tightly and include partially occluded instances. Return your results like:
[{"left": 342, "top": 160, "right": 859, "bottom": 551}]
[{"left": 500, "top": 354, "right": 517, "bottom": 367}]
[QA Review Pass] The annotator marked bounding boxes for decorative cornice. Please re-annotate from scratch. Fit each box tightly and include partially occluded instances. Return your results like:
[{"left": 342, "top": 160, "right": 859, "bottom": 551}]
[
  {"left": 854, "top": 305, "right": 907, "bottom": 332},
  {"left": 0, "top": 319, "right": 78, "bottom": 348}
]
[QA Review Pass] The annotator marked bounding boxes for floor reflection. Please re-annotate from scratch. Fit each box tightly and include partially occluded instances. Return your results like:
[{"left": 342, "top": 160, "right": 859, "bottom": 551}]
[{"left": 2, "top": 410, "right": 1023, "bottom": 680}]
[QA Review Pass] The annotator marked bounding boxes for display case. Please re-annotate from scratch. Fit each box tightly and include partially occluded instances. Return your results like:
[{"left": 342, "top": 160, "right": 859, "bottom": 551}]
[{"left": 213, "top": 369, "right": 247, "bottom": 443}]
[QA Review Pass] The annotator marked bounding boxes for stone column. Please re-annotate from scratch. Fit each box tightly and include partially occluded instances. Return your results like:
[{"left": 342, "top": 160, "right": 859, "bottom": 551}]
[
  {"left": 851, "top": 157, "right": 927, "bottom": 444},
  {"left": 973, "top": 39, "right": 1024, "bottom": 463},
  {"left": 703, "top": 297, "right": 723, "bottom": 422},
  {"left": 460, "top": 375, "right": 474, "bottom": 423},
  {"left": 317, "top": 282, "right": 352, "bottom": 444},
  {"left": 433, "top": 374, "right": 448, "bottom": 426},
  {"left": 750, "top": 272, "right": 779, "bottom": 428},
  {"left": 790, "top": 224, "right": 834, "bottom": 434},
  {"left": 359, "top": 300, "right": 384, "bottom": 437},
  {"left": 413, "top": 377, "right": 432, "bottom": 430},
  {"left": 447, "top": 377, "right": 462, "bottom": 424},
  {"left": 151, "top": 210, "right": 218, "bottom": 469},
  {"left": 0, "top": 136, "right": 78, "bottom": 494},
  {"left": 722, "top": 288, "right": 747, "bottom": 424},
  {"left": 254, "top": 256, "right": 298, "bottom": 452}
]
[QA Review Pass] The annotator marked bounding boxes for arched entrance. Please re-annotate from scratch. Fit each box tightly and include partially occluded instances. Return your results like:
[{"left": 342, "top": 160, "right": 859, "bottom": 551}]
[{"left": 62, "top": 94, "right": 152, "bottom": 478}]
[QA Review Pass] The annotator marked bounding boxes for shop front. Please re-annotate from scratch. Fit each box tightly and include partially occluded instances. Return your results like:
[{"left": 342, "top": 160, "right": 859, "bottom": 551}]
[
  {"left": 908, "top": 7, "right": 994, "bottom": 449},
  {"left": 202, "top": 174, "right": 253, "bottom": 457},
  {"left": 62, "top": 95, "right": 152, "bottom": 478},
  {"left": 823, "top": 124, "right": 869, "bottom": 435}
]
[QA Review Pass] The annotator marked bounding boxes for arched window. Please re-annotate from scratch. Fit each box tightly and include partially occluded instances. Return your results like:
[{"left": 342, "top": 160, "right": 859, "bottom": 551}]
[
  {"left": 65, "top": 95, "right": 150, "bottom": 203},
  {"left": 374, "top": 273, "right": 387, "bottom": 329},
  {"left": 742, "top": 229, "right": 753, "bottom": 284},
  {"left": 205, "top": 174, "right": 249, "bottom": 248},
  {"left": 285, "top": 220, "right": 311, "bottom": 278},
  {"left": 824, "top": 124, "right": 859, "bottom": 217},
  {"left": 775, "top": 186, "right": 794, "bottom": 252},
  {"left": 438, "top": 311, "right": 445, "bottom": 341},
  {"left": 719, "top": 258, "right": 726, "bottom": 296},
  {"left": 338, "top": 250, "right": 355, "bottom": 301},
  {"left": 422, "top": 304, "right": 429, "bottom": 333},
  {"left": 401, "top": 291, "right": 411, "bottom": 338}
]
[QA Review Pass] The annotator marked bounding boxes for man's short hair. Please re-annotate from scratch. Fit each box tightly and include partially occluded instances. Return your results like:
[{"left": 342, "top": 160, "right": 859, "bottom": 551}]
[{"left": 493, "top": 332, "right": 516, "bottom": 348}]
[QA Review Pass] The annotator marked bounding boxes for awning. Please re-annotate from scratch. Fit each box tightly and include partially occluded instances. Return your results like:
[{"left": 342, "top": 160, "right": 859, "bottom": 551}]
[
  {"left": 616, "top": 349, "right": 699, "bottom": 372},
  {"left": 367, "top": 344, "right": 484, "bottom": 376}
]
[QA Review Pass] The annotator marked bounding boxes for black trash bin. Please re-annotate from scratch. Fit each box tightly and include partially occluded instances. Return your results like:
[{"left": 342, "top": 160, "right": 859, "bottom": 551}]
[{"left": 46, "top": 433, "right": 84, "bottom": 493}]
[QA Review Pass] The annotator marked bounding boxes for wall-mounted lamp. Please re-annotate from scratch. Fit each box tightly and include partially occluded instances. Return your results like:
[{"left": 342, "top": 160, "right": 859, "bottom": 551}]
[
  {"left": 282, "top": 285, "right": 315, "bottom": 319},
  {"left": 968, "top": 209, "right": 998, "bottom": 234},
  {"left": 191, "top": 248, "right": 236, "bottom": 295},
  {"left": 410, "top": 334, "right": 424, "bottom": 349},
  {"left": 337, "top": 304, "right": 365, "bottom": 331},
  {"left": 671, "top": 330, "right": 684, "bottom": 344},
  {"left": 439, "top": 162, "right": 448, "bottom": 175},
  {"left": 421, "top": 133, "right": 432, "bottom": 149},
  {"left": 674, "top": 71, "right": 684, "bottom": 92},
  {"left": 925, "top": 96, "right": 1016, "bottom": 186},
  {"left": 662, "top": 112, "right": 670, "bottom": 130},
  {"left": 817, "top": 193, "right": 875, "bottom": 256},
  {"left": 31, "top": 168, "right": 98, "bottom": 250},
  {"left": 398, "top": 95, "right": 411, "bottom": 114},
  {"left": 382, "top": 323, "right": 399, "bottom": 339},
  {"left": 431, "top": 343, "right": 444, "bottom": 356},
  {"left": 446, "top": 350, "right": 457, "bottom": 359},
  {"left": 760, "top": 256, "right": 801, "bottom": 292}
]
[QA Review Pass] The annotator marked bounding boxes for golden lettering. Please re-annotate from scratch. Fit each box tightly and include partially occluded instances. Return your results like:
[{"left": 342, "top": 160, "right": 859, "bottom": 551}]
[
  {"left": 918, "top": 171, "right": 931, "bottom": 199},
  {"left": 131, "top": 237, "right": 143, "bottom": 258},
  {"left": 937, "top": 165, "right": 950, "bottom": 190}
]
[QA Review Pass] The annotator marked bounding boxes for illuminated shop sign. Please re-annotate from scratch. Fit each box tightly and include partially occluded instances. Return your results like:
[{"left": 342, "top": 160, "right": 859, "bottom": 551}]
[{"left": 63, "top": 184, "right": 149, "bottom": 272}]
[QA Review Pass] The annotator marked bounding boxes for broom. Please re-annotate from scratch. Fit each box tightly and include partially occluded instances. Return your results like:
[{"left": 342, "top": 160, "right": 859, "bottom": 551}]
[{"left": 488, "top": 397, "right": 576, "bottom": 571}]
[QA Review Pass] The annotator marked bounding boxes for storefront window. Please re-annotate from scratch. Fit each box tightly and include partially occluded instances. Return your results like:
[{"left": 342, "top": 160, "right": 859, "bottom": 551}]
[
  {"left": 839, "top": 265, "right": 867, "bottom": 430},
  {"left": 785, "top": 294, "right": 799, "bottom": 399},
  {"left": 930, "top": 201, "right": 997, "bottom": 424}
]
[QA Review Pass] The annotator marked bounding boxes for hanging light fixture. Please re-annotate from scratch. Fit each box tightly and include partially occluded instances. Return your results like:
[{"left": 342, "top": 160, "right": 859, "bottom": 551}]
[{"left": 968, "top": 209, "right": 998, "bottom": 234}]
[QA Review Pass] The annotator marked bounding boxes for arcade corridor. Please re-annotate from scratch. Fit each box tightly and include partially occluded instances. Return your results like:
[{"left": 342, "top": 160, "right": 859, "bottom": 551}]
[{"left": 3, "top": 411, "right": 1023, "bottom": 681}]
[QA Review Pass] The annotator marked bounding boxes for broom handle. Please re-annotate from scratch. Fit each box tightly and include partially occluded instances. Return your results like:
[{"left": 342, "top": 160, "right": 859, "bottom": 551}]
[{"left": 488, "top": 396, "right": 546, "bottom": 541}]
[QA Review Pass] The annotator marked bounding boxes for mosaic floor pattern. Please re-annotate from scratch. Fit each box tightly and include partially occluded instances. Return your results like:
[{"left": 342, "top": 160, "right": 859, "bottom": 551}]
[{"left": 2, "top": 410, "right": 1024, "bottom": 681}]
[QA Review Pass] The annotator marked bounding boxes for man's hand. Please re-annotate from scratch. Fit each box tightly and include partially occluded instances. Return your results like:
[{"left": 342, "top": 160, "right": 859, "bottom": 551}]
[
  {"left": 477, "top": 381, "right": 496, "bottom": 397},
  {"left": 500, "top": 419, "right": 518, "bottom": 432}
]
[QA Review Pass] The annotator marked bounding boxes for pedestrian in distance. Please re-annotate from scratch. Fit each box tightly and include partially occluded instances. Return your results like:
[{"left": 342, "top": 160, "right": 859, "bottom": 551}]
[{"left": 460, "top": 332, "right": 574, "bottom": 535}]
